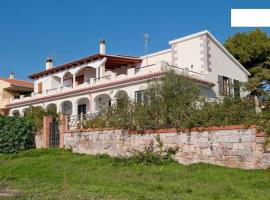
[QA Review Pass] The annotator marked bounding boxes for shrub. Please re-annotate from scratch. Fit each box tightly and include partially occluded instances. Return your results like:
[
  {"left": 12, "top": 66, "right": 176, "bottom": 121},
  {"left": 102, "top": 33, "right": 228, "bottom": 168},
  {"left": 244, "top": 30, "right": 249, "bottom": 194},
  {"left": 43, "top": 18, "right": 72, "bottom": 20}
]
[
  {"left": 82, "top": 70, "right": 268, "bottom": 134},
  {"left": 109, "top": 134, "right": 179, "bottom": 165},
  {"left": 0, "top": 116, "right": 36, "bottom": 154},
  {"left": 195, "top": 97, "right": 258, "bottom": 127}
]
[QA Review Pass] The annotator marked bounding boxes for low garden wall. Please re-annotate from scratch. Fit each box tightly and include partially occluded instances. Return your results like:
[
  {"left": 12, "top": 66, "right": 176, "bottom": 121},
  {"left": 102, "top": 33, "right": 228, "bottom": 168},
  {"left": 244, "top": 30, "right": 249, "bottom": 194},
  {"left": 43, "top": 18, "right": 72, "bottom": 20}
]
[{"left": 64, "top": 125, "right": 270, "bottom": 169}]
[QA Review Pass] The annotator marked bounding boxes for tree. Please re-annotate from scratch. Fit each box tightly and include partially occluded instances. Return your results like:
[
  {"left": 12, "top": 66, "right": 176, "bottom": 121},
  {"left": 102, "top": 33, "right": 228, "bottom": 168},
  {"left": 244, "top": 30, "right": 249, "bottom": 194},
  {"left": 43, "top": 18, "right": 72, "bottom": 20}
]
[
  {"left": 224, "top": 29, "right": 270, "bottom": 80},
  {"left": 141, "top": 70, "right": 200, "bottom": 129}
]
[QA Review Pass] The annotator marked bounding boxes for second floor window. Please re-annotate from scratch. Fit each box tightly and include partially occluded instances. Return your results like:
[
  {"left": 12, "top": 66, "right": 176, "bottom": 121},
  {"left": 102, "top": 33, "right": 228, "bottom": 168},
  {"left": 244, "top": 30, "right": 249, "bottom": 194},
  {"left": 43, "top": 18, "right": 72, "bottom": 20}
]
[
  {"left": 38, "top": 82, "right": 43, "bottom": 94},
  {"left": 218, "top": 75, "right": 240, "bottom": 97}
]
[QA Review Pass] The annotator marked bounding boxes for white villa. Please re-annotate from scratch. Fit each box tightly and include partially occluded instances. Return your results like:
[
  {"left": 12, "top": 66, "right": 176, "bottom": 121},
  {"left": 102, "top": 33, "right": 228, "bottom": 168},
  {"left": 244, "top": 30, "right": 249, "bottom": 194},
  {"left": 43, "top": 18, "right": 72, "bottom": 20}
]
[{"left": 8, "top": 30, "right": 250, "bottom": 116}]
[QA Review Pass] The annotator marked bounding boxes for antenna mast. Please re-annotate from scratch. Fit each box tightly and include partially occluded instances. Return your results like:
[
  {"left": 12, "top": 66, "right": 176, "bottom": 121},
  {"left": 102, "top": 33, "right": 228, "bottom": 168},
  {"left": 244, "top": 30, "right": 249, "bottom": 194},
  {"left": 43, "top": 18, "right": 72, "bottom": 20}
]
[{"left": 144, "top": 33, "right": 150, "bottom": 65}]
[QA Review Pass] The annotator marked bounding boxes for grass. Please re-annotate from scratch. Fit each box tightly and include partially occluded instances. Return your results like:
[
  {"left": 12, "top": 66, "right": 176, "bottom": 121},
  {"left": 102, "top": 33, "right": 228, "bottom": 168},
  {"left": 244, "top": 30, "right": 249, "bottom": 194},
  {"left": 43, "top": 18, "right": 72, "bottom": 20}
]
[{"left": 0, "top": 149, "right": 270, "bottom": 200}]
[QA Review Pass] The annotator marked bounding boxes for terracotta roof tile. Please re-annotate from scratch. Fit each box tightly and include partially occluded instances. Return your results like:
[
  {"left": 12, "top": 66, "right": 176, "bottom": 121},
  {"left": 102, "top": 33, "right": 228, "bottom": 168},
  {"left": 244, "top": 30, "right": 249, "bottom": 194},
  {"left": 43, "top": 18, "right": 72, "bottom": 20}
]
[{"left": 0, "top": 78, "right": 34, "bottom": 88}]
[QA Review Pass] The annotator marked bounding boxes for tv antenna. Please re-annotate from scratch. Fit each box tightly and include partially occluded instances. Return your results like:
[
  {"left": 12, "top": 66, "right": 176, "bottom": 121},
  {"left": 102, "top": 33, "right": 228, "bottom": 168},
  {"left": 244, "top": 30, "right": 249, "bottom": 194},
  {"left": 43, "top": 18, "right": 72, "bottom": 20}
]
[{"left": 144, "top": 33, "right": 150, "bottom": 65}]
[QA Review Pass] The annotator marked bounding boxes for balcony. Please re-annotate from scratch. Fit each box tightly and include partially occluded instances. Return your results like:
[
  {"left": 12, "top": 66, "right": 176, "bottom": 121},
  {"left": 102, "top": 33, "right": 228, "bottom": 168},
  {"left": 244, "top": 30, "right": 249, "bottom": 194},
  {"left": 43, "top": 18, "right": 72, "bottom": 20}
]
[{"left": 9, "top": 62, "right": 204, "bottom": 104}]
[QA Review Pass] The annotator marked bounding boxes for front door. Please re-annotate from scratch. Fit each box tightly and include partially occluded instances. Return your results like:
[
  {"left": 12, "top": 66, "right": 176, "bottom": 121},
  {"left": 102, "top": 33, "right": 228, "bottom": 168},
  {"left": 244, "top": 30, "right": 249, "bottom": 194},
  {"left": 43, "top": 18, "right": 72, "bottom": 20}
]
[{"left": 78, "top": 104, "right": 86, "bottom": 115}]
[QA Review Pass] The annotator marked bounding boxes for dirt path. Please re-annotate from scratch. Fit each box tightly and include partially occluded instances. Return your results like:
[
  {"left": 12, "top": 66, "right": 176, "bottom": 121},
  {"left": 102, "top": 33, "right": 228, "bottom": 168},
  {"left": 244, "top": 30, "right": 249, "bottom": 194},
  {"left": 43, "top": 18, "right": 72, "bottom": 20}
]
[{"left": 0, "top": 184, "right": 20, "bottom": 198}]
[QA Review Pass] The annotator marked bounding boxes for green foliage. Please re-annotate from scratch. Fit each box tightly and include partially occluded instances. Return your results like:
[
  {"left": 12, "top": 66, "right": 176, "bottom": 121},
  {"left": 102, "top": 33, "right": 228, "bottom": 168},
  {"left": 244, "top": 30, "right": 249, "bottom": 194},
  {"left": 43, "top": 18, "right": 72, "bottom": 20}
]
[
  {"left": 109, "top": 134, "right": 179, "bottom": 165},
  {"left": 24, "top": 106, "right": 46, "bottom": 131},
  {"left": 195, "top": 97, "right": 258, "bottom": 127},
  {"left": 224, "top": 29, "right": 270, "bottom": 74},
  {"left": 83, "top": 70, "right": 201, "bottom": 131},
  {"left": 224, "top": 29, "right": 270, "bottom": 91},
  {"left": 24, "top": 106, "right": 59, "bottom": 132},
  {"left": 83, "top": 71, "right": 262, "bottom": 132},
  {"left": 0, "top": 116, "right": 36, "bottom": 154}
]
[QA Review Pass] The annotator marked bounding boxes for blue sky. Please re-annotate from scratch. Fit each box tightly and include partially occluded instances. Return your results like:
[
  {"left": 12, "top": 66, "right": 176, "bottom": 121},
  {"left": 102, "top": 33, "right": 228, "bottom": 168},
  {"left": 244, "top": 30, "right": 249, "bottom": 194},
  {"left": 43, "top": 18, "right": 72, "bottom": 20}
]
[{"left": 0, "top": 0, "right": 270, "bottom": 80}]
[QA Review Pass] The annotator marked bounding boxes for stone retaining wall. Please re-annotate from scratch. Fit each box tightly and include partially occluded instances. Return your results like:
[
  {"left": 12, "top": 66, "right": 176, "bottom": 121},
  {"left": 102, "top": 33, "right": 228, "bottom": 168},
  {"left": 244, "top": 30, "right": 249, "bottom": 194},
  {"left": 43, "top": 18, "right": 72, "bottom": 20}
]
[{"left": 64, "top": 126, "right": 270, "bottom": 169}]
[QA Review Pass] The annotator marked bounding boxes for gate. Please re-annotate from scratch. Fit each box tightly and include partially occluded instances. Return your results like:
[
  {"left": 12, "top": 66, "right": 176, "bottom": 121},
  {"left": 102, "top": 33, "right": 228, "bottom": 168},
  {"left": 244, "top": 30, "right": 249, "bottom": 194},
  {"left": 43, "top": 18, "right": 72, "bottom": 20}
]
[{"left": 49, "top": 119, "right": 60, "bottom": 147}]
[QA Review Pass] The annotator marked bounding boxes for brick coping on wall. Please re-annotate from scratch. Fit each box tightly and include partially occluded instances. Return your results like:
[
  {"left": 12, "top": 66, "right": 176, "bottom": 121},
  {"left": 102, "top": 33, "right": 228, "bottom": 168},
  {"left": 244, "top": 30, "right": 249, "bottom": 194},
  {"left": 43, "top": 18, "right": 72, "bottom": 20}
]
[{"left": 65, "top": 124, "right": 264, "bottom": 137}]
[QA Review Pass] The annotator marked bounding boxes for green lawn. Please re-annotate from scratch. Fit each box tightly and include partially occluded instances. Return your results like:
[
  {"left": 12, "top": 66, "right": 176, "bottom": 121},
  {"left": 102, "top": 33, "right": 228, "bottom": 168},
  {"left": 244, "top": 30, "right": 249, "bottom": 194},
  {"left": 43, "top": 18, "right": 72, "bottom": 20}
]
[{"left": 0, "top": 149, "right": 270, "bottom": 200}]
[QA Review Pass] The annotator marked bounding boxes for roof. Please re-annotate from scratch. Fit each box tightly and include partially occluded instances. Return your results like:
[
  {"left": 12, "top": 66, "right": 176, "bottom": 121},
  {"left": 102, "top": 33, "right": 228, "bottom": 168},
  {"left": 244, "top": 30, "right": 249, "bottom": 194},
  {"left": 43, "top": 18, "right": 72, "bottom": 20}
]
[
  {"left": 0, "top": 78, "right": 33, "bottom": 88},
  {"left": 169, "top": 30, "right": 251, "bottom": 76},
  {"left": 29, "top": 54, "right": 142, "bottom": 79}
]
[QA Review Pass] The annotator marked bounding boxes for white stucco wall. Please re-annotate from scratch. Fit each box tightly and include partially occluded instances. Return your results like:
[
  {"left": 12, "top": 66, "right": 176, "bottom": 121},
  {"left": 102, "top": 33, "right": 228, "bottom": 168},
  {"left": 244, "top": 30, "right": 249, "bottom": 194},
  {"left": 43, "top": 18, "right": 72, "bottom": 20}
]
[
  {"left": 170, "top": 37, "right": 204, "bottom": 74},
  {"left": 205, "top": 36, "right": 249, "bottom": 97},
  {"left": 140, "top": 49, "right": 172, "bottom": 67}
]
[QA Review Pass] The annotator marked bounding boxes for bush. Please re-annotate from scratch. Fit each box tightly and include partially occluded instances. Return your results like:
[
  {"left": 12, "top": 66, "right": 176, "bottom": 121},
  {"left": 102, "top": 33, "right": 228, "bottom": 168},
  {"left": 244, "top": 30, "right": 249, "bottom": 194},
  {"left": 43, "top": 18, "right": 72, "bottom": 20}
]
[
  {"left": 0, "top": 116, "right": 36, "bottom": 154},
  {"left": 82, "top": 70, "right": 268, "bottom": 134},
  {"left": 109, "top": 134, "right": 179, "bottom": 165},
  {"left": 195, "top": 97, "right": 258, "bottom": 127}
]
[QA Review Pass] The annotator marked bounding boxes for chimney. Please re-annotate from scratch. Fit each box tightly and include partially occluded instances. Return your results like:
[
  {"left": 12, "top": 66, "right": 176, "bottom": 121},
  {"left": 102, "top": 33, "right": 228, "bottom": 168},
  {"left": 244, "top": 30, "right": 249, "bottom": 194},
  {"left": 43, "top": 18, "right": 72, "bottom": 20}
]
[
  {"left": 46, "top": 58, "right": 53, "bottom": 70},
  {"left": 99, "top": 39, "right": 106, "bottom": 54},
  {"left": 9, "top": 72, "right": 14, "bottom": 79}
]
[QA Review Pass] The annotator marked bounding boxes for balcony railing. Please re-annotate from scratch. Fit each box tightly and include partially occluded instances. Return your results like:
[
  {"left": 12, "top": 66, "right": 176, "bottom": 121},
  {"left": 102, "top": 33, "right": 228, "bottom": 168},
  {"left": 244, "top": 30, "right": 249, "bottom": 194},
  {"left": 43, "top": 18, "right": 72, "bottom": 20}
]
[{"left": 10, "top": 62, "right": 204, "bottom": 103}]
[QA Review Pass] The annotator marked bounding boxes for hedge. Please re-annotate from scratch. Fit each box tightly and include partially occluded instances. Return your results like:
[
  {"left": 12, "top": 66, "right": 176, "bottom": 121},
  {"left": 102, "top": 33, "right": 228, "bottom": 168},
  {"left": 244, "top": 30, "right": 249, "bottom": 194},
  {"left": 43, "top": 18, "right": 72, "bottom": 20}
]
[{"left": 0, "top": 116, "right": 36, "bottom": 154}]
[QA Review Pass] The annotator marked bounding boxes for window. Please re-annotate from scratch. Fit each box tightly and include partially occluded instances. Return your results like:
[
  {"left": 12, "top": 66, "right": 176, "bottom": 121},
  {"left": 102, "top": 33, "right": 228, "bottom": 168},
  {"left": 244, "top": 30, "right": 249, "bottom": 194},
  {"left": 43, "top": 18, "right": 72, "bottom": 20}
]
[
  {"left": 218, "top": 75, "right": 232, "bottom": 96},
  {"left": 135, "top": 90, "right": 146, "bottom": 103},
  {"left": 38, "top": 82, "right": 43, "bottom": 94}
]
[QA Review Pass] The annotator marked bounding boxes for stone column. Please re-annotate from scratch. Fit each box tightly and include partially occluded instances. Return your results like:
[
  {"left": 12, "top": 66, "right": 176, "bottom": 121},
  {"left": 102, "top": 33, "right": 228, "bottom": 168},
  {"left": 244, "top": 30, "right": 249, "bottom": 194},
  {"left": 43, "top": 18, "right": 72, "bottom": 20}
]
[
  {"left": 59, "top": 115, "right": 67, "bottom": 148},
  {"left": 43, "top": 115, "right": 53, "bottom": 148},
  {"left": 73, "top": 74, "right": 76, "bottom": 88},
  {"left": 96, "top": 67, "right": 100, "bottom": 80},
  {"left": 100, "top": 63, "right": 105, "bottom": 78},
  {"left": 60, "top": 77, "right": 64, "bottom": 89}
]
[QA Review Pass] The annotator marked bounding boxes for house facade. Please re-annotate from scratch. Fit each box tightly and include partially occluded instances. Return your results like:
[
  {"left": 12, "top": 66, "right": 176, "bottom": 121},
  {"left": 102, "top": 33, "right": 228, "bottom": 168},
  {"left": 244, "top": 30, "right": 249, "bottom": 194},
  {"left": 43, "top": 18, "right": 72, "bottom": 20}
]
[
  {"left": 7, "top": 30, "right": 250, "bottom": 116},
  {"left": 0, "top": 73, "right": 33, "bottom": 115}
]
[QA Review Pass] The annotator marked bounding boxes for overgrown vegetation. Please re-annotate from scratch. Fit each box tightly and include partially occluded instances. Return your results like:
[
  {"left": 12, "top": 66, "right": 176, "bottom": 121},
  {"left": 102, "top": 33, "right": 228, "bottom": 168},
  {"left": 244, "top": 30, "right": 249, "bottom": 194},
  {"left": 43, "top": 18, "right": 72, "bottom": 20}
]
[
  {"left": 0, "top": 116, "right": 36, "bottom": 154},
  {"left": 82, "top": 70, "right": 269, "bottom": 135},
  {"left": 1, "top": 148, "right": 270, "bottom": 200}
]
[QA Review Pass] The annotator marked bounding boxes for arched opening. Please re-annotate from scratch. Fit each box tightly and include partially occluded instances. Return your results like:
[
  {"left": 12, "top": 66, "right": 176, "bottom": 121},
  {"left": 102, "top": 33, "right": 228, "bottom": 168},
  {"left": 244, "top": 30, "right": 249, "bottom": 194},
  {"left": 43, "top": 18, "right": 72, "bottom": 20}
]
[
  {"left": 63, "top": 72, "right": 73, "bottom": 89},
  {"left": 61, "top": 101, "right": 72, "bottom": 115},
  {"left": 12, "top": 110, "right": 20, "bottom": 116},
  {"left": 94, "top": 94, "right": 111, "bottom": 113},
  {"left": 75, "top": 67, "right": 96, "bottom": 86},
  {"left": 46, "top": 103, "right": 57, "bottom": 115},
  {"left": 115, "top": 90, "right": 128, "bottom": 100},
  {"left": 76, "top": 98, "right": 90, "bottom": 115}
]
